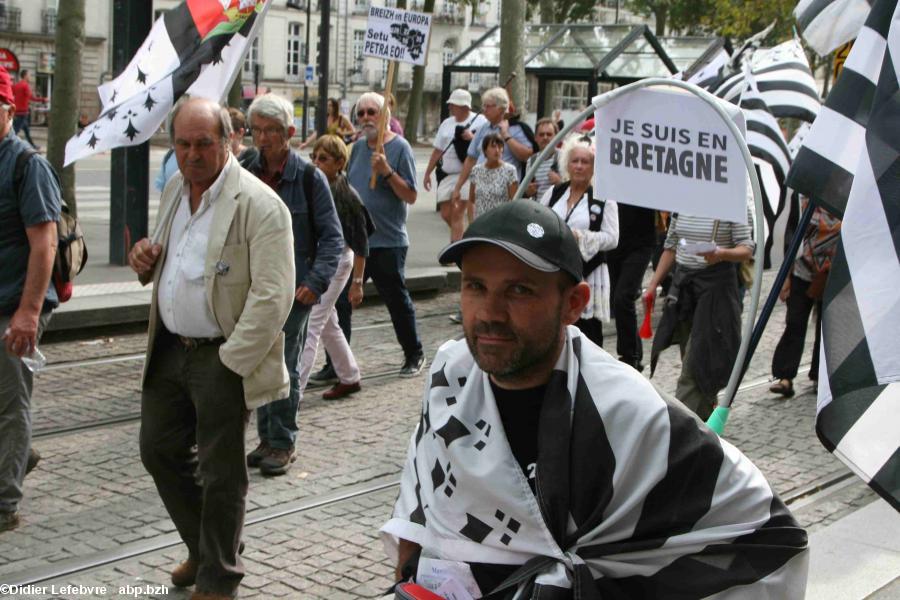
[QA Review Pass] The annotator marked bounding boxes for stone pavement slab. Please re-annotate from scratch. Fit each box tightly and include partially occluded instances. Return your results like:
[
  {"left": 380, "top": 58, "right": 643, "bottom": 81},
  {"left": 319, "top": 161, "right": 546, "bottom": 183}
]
[{"left": 806, "top": 500, "right": 900, "bottom": 600}]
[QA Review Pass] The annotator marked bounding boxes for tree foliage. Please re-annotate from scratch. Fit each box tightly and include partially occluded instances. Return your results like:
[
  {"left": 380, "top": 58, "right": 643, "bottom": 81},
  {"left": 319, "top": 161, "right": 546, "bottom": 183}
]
[
  {"left": 626, "top": 0, "right": 795, "bottom": 42},
  {"left": 525, "top": 0, "right": 597, "bottom": 23}
]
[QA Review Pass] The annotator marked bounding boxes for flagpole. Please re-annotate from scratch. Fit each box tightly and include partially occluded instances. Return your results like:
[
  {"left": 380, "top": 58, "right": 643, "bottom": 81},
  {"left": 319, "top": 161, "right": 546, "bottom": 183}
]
[
  {"left": 733, "top": 201, "right": 815, "bottom": 382},
  {"left": 370, "top": 60, "right": 397, "bottom": 189}
]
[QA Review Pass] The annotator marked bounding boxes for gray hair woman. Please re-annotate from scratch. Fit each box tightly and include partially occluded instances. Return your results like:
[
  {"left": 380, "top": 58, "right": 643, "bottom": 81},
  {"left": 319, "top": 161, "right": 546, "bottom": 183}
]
[{"left": 539, "top": 134, "right": 619, "bottom": 347}]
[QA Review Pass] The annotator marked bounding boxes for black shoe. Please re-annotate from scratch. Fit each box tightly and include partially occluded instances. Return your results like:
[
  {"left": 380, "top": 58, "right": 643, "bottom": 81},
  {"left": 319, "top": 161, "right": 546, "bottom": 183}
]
[
  {"left": 307, "top": 364, "right": 337, "bottom": 388},
  {"left": 25, "top": 448, "right": 41, "bottom": 475},
  {"left": 246, "top": 441, "right": 271, "bottom": 468},
  {"left": 0, "top": 511, "right": 19, "bottom": 533},
  {"left": 399, "top": 354, "right": 426, "bottom": 378},
  {"left": 259, "top": 446, "right": 296, "bottom": 476}
]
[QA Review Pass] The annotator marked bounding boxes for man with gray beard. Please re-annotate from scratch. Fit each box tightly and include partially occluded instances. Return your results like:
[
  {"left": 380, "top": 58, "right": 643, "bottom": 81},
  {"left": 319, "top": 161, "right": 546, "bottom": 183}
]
[{"left": 346, "top": 92, "right": 424, "bottom": 376}]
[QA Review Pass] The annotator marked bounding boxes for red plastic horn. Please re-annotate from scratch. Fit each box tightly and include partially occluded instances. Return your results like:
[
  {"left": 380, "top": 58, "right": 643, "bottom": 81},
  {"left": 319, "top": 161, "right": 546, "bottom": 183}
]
[{"left": 639, "top": 294, "right": 654, "bottom": 339}]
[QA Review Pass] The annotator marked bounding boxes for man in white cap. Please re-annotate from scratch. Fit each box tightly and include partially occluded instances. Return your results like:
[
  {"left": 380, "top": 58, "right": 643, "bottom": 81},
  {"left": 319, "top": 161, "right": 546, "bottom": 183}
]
[{"left": 423, "top": 89, "right": 487, "bottom": 243}]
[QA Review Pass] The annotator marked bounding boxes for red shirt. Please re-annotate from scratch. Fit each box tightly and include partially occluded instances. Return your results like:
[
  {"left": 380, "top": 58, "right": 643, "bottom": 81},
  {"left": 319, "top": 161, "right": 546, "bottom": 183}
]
[{"left": 12, "top": 80, "right": 44, "bottom": 116}]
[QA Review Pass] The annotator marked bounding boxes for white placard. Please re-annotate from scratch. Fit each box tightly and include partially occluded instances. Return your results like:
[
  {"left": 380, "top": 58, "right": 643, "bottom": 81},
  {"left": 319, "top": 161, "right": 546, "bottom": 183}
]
[
  {"left": 362, "top": 5, "right": 432, "bottom": 66},
  {"left": 594, "top": 86, "right": 749, "bottom": 223}
]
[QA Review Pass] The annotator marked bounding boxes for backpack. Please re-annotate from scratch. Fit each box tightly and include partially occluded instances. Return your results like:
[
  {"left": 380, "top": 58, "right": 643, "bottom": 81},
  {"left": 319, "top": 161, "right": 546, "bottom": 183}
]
[
  {"left": 547, "top": 181, "right": 607, "bottom": 276},
  {"left": 15, "top": 148, "right": 87, "bottom": 303},
  {"left": 240, "top": 151, "right": 318, "bottom": 260}
]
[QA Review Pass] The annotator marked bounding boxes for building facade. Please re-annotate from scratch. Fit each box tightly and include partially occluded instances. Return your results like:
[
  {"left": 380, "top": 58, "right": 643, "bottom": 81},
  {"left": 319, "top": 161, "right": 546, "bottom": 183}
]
[{"left": 0, "top": 0, "right": 110, "bottom": 123}]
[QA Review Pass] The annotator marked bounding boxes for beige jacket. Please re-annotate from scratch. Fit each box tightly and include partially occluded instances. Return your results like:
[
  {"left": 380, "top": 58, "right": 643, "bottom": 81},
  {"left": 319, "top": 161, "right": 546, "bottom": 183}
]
[{"left": 140, "top": 155, "right": 295, "bottom": 409}]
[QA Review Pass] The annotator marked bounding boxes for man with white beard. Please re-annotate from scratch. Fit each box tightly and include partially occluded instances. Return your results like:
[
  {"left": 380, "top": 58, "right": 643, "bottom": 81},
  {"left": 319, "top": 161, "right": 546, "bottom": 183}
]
[{"left": 346, "top": 92, "right": 425, "bottom": 377}]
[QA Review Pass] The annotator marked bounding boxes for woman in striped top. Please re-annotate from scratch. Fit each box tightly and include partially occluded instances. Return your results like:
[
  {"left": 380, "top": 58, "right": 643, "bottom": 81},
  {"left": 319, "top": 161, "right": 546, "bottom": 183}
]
[{"left": 645, "top": 208, "right": 755, "bottom": 420}]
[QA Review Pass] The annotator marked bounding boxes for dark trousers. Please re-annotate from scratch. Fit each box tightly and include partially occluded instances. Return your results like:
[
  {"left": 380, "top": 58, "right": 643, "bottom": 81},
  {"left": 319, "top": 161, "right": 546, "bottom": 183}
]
[
  {"left": 365, "top": 247, "right": 422, "bottom": 360},
  {"left": 576, "top": 317, "right": 604, "bottom": 348},
  {"left": 609, "top": 246, "right": 653, "bottom": 367},
  {"left": 772, "top": 274, "right": 822, "bottom": 381},
  {"left": 139, "top": 333, "right": 249, "bottom": 596},
  {"left": 13, "top": 114, "right": 36, "bottom": 148}
]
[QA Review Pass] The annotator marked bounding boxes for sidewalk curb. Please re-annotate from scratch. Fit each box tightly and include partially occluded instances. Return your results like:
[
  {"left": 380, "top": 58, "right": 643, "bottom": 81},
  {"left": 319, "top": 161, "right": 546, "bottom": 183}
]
[{"left": 47, "top": 268, "right": 461, "bottom": 333}]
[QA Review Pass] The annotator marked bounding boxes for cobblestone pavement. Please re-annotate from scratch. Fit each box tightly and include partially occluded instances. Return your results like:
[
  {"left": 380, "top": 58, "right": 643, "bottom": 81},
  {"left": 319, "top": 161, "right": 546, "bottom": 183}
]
[{"left": 1, "top": 272, "right": 880, "bottom": 599}]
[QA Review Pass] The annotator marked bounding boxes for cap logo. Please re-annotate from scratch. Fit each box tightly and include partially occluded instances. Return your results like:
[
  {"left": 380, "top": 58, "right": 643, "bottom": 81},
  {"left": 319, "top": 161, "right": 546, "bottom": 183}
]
[{"left": 527, "top": 223, "right": 545, "bottom": 238}]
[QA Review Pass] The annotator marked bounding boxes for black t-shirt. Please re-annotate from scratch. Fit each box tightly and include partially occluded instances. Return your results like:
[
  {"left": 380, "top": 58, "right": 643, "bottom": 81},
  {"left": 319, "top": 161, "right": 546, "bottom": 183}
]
[{"left": 491, "top": 380, "right": 546, "bottom": 495}]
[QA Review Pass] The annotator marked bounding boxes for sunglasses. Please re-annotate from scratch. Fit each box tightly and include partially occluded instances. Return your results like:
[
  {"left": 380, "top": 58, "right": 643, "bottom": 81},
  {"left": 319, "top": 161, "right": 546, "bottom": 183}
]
[
  {"left": 356, "top": 107, "right": 379, "bottom": 118},
  {"left": 310, "top": 152, "right": 336, "bottom": 162}
]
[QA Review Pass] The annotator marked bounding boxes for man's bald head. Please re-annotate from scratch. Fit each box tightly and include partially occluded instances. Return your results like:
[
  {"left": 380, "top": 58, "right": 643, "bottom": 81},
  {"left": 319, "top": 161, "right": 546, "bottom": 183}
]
[{"left": 170, "top": 97, "right": 233, "bottom": 192}]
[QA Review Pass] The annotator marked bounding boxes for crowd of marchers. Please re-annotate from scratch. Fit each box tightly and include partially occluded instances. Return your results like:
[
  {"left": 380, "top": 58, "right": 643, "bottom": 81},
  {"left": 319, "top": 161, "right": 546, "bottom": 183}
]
[{"left": 2, "top": 74, "right": 836, "bottom": 598}]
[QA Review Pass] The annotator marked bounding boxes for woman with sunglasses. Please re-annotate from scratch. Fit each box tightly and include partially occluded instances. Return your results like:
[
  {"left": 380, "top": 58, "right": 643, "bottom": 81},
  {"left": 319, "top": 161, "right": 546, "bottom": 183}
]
[
  {"left": 539, "top": 135, "right": 619, "bottom": 348},
  {"left": 296, "top": 135, "right": 375, "bottom": 401}
]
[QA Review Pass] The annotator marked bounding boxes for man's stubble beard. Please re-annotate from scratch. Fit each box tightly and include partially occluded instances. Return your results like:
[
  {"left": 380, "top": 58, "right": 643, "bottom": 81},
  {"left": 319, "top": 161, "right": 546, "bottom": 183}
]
[{"left": 464, "top": 309, "right": 564, "bottom": 384}]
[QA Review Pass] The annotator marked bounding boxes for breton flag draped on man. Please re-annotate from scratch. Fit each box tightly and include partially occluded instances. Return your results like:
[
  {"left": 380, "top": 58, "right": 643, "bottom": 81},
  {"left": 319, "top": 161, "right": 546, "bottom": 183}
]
[
  {"left": 788, "top": 0, "right": 900, "bottom": 511},
  {"left": 64, "top": 0, "right": 270, "bottom": 166}
]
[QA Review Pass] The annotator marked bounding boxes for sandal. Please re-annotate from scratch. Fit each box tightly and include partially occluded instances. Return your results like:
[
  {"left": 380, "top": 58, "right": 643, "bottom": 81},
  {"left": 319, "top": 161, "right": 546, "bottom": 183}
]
[{"left": 769, "top": 378, "right": 795, "bottom": 397}]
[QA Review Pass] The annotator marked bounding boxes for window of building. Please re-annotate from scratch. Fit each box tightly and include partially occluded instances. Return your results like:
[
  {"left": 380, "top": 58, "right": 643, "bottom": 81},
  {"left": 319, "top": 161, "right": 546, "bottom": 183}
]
[
  {"left": 287, "top": 22, "right": 303, "bottom": 78},
  {"left": 243, "top": 37, "right": 259, "bottom": 78},
  {"left": 442, "top": 39, "right": 456, "bottom": 66}
]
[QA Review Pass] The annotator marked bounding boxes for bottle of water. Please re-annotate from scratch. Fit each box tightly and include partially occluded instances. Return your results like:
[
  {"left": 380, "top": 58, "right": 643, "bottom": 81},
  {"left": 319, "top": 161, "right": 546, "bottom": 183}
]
[{"left": 21, "top": 347, "right": 47, "bottom": 373}]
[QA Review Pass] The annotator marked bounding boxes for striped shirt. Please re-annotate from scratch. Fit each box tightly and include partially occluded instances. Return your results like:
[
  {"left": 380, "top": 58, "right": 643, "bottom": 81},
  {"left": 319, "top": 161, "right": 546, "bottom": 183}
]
[
  {"left": 525, "top": 150, "right": 557, "bottom": 200},
  {"left": 664, "top": 207, "right": 755, "bottom": 270}
]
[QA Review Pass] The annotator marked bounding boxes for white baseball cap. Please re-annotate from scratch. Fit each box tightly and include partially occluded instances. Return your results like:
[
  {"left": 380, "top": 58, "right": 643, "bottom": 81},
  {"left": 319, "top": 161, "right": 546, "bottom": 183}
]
[{"left": 446, "top": 89, "right": 472, "bottom": 108}]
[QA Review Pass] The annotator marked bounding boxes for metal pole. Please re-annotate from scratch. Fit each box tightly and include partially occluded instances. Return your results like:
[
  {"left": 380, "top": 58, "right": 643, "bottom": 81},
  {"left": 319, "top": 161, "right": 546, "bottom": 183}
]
[
  {"left": 108, "top": 0, "right": 151, "bottom": 266},
  {"left": 303, "top": 0, "right": 311, "bottom": 140},
  {"left": 316, "top": 0, "right": 331, "bottom": 135},
  {"left": 514, "top": 77, "right": 766, "bottom": 434},
  {"left": 739, "top": 201, "right": 815, "bottom": 380}
]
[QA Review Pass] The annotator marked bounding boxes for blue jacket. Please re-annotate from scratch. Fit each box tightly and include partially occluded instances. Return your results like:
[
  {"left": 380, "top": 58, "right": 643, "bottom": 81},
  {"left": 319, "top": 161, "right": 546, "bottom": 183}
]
[{"left": 247, "top": 150, "right": 344, "bottom": 297}]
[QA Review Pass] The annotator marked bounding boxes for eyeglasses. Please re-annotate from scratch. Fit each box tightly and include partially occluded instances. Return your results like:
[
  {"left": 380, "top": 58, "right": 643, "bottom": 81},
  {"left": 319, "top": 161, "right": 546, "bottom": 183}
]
[
  {"left": 250, "top": 125, "right": 284, "bottom": 137},
  {"left": 356, "top": 108, "right": 379, "bottom": 118},
  {"left": 310, "top": 153, "right": 335, "bottom": 162}
]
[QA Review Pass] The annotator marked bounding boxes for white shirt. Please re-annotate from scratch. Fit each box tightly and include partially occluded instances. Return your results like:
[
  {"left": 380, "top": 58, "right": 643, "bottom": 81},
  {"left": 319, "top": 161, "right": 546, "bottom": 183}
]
[
  {"left": 433, "top": 112, "right": 487, "bottom": 173},
  {"left": 157, "top": 161, "right": 232, "bottom": 337},
  {"left": 540, "top": 186, "right": 619, "bottom": 321}
]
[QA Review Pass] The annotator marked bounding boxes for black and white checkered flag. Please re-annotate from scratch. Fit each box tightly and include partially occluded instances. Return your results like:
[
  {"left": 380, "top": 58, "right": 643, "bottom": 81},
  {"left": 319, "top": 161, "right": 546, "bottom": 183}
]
[
  {"left": 795, "top": 0, "right": 874, "bottom": 55},
  {"left": 786, "top": 0, "right": 900, "bottom": 512}
]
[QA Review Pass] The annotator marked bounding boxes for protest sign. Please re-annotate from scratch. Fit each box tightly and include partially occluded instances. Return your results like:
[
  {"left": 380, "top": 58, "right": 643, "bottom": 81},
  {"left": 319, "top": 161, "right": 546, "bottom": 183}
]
[
  {"left": 362, "top": 5, "right": 432, "bottom": 66},
  {"left": 594, "top": 86, "right": 748, "bottom": 223}
]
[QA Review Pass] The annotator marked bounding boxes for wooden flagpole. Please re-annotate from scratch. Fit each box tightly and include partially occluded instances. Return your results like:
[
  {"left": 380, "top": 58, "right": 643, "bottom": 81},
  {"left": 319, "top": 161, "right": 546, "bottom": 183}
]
[{"left": 370, "top": 60, "right": 397, "bottom": 189}]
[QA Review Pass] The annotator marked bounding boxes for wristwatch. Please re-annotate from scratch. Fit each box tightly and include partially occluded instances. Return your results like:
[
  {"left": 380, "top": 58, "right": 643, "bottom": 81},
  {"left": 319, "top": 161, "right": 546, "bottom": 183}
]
[
  {"left": 384, "top": 170, "right": 396, "bottom": 179},
  {"left": 352, "top": 277, "right": 364, "bottom": 284},
  {"left": 503, "top": 136, "right": 511, "bottom": 142}
]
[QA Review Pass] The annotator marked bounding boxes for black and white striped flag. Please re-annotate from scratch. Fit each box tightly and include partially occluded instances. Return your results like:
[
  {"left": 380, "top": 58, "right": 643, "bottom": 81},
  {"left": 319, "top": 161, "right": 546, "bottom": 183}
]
[
  {"left": 714, "top": 40, "right": 821, "bottom": 122},
  {"left": 795, "top": 0, "right": 874, "bottom": 55},
  {"left": 739, "top": 67, "right": 796, "bottom": 267},
  {"left": 786, "top": 0, "right": 900, "bottom": 511}
]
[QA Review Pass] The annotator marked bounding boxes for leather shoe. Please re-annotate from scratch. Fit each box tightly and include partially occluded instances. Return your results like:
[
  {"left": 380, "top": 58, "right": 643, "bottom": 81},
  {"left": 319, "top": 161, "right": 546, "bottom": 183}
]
[
  {"left": 171, "top": 558, "right": 198, "bottom": 587},
  {"left": 190, "top": 592, "right": 234, "bottom": 600},
  {"left": 323, "top": 381, "right": 361, "bottom": 400},
  {"left": 246, "top": 441, "right": 271, "bottom": 467},
  {"left": 0, "top": 511, "right": 19, "bottom": 533},
  {"left": 259, "top": 446, "right": 295, "bottom": 476}
]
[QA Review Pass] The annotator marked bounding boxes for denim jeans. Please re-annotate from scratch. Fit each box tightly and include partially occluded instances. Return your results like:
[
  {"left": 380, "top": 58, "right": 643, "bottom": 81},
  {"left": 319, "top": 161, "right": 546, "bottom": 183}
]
[
  {"left": 13, "top": 114, "right": 36, "bottom": 148},
  {"left": 365, "top": 247, "right": 422, "bottom": 360},
  {"left": 256, "top": 300, "right": 311, "bottom": 449}
]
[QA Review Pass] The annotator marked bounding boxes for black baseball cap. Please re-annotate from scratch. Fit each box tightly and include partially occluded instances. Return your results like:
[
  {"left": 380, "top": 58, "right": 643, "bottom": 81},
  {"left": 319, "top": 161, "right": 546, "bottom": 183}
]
[{"left": 439, "top": 201, "right": 583, "bottom": 282}]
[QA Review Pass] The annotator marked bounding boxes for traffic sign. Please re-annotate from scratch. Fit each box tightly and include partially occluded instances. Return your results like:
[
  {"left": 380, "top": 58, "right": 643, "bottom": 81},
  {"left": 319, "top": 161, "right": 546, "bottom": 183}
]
[
  {"left": 304, "top": 64, "right": 315, "bottom": 84},
  {"left": 0, "top": 48, "right": 19, "bottom": 74}
]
